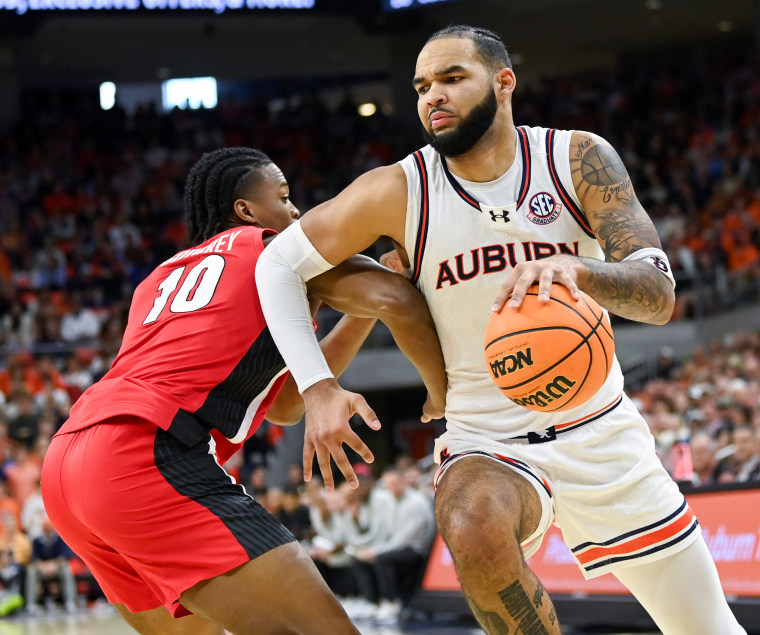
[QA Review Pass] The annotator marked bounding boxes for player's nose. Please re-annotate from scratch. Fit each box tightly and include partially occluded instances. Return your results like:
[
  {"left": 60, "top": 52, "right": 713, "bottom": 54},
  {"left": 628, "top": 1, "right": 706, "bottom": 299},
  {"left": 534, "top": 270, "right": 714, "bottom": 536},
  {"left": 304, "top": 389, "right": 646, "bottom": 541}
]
[
  {"left": 290, "top": 205, "right": 300, "bottom": 219},
  {"left": 425, "top": 85, "right": 447, "bottom": 107}
]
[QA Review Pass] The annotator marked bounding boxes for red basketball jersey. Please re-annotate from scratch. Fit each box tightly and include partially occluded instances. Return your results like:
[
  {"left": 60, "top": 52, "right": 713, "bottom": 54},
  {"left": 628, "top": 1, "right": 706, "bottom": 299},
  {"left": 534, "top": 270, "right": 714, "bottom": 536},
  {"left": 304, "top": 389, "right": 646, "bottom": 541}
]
[{"left": 58, "top": 226, "right": 289, "bottom": 446}]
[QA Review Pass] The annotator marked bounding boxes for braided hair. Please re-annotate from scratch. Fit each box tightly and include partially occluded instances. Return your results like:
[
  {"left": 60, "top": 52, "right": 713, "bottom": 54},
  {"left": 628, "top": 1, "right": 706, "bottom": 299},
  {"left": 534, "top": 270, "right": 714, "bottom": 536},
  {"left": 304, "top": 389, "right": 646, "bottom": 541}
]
[
  {"left": 426, "top": 25, "right": 512, "bottom": 73},
  {"left": 184, "top": 147, "right": 273, "bottom": 244}
]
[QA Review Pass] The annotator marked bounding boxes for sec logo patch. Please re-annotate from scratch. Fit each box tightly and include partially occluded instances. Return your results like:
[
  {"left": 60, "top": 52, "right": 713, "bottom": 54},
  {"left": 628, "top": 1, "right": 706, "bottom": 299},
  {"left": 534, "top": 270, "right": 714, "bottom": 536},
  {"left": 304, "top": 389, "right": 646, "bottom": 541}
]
[{"left": 528, "top": 192, "right": 562, "bottom": 225}]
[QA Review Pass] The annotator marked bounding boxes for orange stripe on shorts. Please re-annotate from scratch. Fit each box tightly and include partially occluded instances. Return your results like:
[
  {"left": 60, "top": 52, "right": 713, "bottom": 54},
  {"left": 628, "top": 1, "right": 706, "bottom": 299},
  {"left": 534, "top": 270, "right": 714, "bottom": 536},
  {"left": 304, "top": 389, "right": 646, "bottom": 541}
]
[{"left": 576, "top": 507, "right": 695, "bottom": 565}]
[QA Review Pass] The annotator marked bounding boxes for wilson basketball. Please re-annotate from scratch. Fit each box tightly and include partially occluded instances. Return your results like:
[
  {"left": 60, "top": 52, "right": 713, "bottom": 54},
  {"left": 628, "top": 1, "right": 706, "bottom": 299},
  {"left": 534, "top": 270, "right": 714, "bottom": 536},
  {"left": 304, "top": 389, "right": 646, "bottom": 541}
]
[{"left": 485, "top": 283, "right": 614, "bottom": 412}]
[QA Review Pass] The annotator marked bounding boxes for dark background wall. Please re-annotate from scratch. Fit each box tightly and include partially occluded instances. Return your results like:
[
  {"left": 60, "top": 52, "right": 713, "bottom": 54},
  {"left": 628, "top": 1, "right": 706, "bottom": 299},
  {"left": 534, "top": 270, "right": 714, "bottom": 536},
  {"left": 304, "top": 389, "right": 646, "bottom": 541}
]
[{"left": 0, "top": 0, "right": 757, "bottom": 127}]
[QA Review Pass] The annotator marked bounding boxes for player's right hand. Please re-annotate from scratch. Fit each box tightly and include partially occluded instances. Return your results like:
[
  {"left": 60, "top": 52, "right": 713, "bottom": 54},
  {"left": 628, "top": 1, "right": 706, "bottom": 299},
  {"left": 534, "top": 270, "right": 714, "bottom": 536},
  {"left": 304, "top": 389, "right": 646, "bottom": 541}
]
[
  {"left": 301, "top": 378, "right": 381, "bottom": 492},
  {"left": 491, "top": 255, "right": 581, "bottom": 312}
]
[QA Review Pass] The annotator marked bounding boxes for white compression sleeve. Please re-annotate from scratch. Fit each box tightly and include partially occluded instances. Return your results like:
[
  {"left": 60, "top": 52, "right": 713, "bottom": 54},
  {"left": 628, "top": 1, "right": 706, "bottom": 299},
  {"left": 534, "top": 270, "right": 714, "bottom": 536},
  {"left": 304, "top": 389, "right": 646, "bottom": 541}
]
[
  {"left": 255, "top": 221, "right": 337, "bottom": 393},
  {"left": 614, "top": 537, "right": 746, "bottom": 634},
  {"left": 622, "top": 247, "right": 676, "bottom": 288}
]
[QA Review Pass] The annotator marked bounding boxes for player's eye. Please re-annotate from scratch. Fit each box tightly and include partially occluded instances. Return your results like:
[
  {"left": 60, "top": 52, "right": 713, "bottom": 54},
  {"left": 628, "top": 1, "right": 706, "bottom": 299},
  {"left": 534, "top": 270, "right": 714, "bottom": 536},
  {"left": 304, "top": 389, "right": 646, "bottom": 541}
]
[{"left": 416, "top": 85, "right": 429, "bottom": 95}]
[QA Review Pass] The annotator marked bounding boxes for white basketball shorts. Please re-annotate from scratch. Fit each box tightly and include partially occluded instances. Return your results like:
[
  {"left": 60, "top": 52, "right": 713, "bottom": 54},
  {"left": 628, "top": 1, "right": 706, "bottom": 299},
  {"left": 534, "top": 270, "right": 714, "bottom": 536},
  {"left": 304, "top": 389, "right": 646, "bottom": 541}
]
[{"left": 433, "top": 393, "right": 701, "bottom": 579}]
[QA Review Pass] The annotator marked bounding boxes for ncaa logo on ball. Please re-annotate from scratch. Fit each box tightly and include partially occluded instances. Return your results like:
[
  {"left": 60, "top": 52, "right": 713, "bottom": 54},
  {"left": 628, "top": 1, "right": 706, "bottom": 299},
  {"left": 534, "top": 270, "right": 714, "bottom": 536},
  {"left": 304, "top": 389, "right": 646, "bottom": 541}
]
[{"left": 527, "top": 192, "right": 562, "bottom": 225}]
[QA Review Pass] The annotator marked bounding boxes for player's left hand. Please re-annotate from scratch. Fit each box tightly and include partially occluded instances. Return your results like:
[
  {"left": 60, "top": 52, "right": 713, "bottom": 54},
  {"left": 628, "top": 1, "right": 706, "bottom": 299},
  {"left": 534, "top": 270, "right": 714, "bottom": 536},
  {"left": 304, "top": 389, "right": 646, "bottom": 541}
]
[
  {"left": 491, "top": 254, "right": 582, "bottom": 312},
  {"left": 421, "top": 392, "right": 444, "bottom": 422},
  {"left": 379, "top": 249, "right": 406, "bottom": 275}
]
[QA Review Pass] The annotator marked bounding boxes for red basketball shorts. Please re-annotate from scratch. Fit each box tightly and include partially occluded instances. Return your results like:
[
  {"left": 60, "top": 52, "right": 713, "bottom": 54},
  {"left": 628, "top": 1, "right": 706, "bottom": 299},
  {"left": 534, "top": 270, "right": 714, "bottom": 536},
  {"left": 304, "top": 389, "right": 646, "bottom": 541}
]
[{"left": 41, "top": 417, "right": 295, "bottom": 617}]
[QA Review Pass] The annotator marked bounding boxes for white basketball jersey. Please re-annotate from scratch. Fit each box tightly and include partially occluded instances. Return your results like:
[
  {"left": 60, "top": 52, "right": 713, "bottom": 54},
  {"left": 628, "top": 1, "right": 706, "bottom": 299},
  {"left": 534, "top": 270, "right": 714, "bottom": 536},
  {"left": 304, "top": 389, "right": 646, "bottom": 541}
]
[{"left": 399, "top": 125, "right": 625, "bottom": 440}]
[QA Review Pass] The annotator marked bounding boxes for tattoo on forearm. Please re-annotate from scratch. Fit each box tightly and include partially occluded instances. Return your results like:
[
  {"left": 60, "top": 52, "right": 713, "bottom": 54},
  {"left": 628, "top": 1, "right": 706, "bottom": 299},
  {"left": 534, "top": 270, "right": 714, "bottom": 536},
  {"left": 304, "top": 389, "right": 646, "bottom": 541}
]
[
  {"left": 582, "top": 258, "right": 670, "bottom": 320},
  {"left": 499, "top": 580, "right": 550, "bottom": 634},
  {"left": 593, "top": 209, "right": 662, "bottom": 262},
  {"left": 468, "top": 597, "right": 512, "bottom": 634}
]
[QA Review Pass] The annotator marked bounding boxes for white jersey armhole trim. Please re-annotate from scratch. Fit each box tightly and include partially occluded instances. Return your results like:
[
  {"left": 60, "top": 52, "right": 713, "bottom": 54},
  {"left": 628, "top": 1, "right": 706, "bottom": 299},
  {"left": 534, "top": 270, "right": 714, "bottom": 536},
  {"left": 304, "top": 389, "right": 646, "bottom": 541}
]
[
  {"left": 399, "top": 153, "right": 422, "bottom": 283},
  {"left": 551, "top": 128, "right": 583, "bottom": 210}
]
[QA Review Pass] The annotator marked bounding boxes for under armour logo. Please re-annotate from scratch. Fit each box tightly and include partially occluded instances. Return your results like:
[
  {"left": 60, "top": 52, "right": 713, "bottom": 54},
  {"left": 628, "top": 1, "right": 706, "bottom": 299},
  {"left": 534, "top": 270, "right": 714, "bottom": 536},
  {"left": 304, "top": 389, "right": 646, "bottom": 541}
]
[
  {"left": 651, "top": 256, "right": 669, "bottom": 273},
  {"left": 489, "top": 209, "right": 511, "bottom": 223}
]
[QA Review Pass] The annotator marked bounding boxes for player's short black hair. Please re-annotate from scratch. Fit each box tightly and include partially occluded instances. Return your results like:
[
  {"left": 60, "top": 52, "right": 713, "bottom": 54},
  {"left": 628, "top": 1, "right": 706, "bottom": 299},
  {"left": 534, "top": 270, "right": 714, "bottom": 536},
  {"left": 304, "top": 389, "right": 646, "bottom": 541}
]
[
  {"left": 184, "top": 147, "right": 273, "bottom": 244},
  {"left": 426, "top": 25, "right": 512, "bottom": 73}
]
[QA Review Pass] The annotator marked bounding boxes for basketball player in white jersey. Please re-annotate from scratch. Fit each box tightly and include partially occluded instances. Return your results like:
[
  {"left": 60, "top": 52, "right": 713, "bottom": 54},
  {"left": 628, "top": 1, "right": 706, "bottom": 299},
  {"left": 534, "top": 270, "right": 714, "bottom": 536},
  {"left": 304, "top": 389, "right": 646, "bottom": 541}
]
[{"left": 256, "top": 26, "right": 746, "bottom": 634}]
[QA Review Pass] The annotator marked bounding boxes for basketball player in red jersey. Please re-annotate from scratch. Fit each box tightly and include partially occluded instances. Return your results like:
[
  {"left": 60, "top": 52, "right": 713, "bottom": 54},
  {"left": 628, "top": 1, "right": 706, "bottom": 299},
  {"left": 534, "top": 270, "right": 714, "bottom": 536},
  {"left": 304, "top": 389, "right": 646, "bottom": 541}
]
[
  {"left": 41, "top": 147, "right": 446, "bottom": 635},
  {"left": 255, "top": 27, "right": 746, "bottom": 635}
]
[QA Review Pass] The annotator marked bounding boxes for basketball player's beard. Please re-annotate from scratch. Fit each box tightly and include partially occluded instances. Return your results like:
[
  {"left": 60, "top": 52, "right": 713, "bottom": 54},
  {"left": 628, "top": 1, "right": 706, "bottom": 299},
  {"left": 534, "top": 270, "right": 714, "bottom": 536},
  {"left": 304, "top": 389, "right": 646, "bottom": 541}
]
[{"left": 422, "top": 88, "right": 498, "bottom": 158}]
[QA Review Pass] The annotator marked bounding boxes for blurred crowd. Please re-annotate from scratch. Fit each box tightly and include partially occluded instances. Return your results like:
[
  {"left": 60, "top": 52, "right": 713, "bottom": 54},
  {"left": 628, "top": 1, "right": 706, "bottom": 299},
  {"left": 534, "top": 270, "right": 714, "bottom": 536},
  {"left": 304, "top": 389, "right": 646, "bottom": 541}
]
[
  {"left": 1, "top": 46, "right": 759, "bottom": 356},
  {"left": 254, "top": 457, "right": 437, "bottom": 626},
  {"left": 0, "top": 42, "right": 759, "bottom": 618},
  {"left": 634, "top": 331, "right": 760, "bottom": 487}
]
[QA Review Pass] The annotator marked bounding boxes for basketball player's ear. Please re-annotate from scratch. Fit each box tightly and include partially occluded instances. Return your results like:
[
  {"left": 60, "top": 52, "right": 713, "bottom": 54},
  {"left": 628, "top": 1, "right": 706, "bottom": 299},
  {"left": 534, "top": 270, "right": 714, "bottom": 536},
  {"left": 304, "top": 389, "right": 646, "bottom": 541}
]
[
  {"left": 232, "top": 198, "right": 259, "bottom": 226},
  {"left": 496, "top": 67, "right": 516, "bottom": 101}
]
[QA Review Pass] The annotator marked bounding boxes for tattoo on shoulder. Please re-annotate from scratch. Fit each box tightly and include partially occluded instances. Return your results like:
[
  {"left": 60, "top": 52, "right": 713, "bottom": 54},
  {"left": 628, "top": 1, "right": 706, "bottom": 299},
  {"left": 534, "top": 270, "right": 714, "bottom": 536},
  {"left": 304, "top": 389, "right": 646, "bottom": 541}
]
[
  {"left": 574, "top": 137, "right": 594, "bottom": 158},
  {"left": 577, "top": 144, "right": 627, "bottom": 187},
  {"left": 569, "top": 137, "right": 663, "bottom": 263},
  {"left": 601, "top": 178, "right": 632, "bottom": 204},
  {"left": 571, "top": 139, "right": 634, "bottom": 207}
]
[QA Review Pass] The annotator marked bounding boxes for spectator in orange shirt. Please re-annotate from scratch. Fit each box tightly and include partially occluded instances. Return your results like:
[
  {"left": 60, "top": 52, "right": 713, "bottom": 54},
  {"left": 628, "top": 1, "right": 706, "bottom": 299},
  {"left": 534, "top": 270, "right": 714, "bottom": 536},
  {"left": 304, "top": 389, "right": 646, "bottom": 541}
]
[
  {"left": 725, "top": 231, "right": 760, "bottom": 274},
  {"left": 0, "top": 355, "right": 41, "bottom": 399},
  {"left": 32, "top": 357, "right": 67, "bottom": 395},
  {"left": 747, "top": 191, "right": 760, "bottom": 227}
]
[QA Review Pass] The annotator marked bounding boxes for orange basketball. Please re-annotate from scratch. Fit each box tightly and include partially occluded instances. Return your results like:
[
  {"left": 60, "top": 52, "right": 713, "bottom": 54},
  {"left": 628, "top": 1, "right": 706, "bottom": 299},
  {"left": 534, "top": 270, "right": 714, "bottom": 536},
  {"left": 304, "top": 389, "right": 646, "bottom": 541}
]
[{"left": 484, "top": 283, "right": 614, "bottom": 412}]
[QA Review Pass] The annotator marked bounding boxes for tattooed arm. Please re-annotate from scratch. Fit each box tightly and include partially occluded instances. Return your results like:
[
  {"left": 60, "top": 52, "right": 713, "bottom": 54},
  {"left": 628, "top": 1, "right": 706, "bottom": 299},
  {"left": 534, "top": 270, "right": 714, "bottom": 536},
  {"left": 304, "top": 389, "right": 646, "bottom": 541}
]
[
  {"left": 491, "top": 130, "right": 674, "bottom": 325},
  {"left": 568, "top": 130, "right": 675, "bottom": 324}
]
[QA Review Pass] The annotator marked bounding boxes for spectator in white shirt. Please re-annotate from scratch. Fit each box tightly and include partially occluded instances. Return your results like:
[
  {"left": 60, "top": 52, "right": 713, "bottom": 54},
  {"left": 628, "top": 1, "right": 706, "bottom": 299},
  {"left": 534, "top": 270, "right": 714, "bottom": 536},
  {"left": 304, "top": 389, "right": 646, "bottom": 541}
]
[
  {"left": 307, "top": 483, "right": 356, "bottom": 598},
  {"left": 60, "top": 291, "right": 101, "bottom": 343},
  {"left": 21, "top": 481, "right": 46, "bottom": 541},
  {"left": 352, "top": 467, "right": 436, "bottom": 623}
]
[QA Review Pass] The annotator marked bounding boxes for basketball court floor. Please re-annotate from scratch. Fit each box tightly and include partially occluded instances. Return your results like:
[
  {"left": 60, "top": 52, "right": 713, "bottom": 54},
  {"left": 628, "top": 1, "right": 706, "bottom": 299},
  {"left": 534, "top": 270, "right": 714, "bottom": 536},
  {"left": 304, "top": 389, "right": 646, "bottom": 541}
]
[
  {"left": 0, "top": 605, "right": 660, "bottom": 635},
  {"left": 0, "top": 612, "right": 480, "bottom": 635}
]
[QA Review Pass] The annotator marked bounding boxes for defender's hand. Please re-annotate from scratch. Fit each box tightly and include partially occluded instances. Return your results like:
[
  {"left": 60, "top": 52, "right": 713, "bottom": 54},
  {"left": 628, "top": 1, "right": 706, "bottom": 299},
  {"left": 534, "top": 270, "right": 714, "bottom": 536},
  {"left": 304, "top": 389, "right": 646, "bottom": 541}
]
[
  {"left": 379, "top": 249, "right": 406, "bottom": 275},
  {"left": 491, "top": 255, "right": 582, "bottom": 312},
  {"left": 421, "top": 392, "right": 444, "bottom": 423},
  {"left": 301, "top": 378, "right": 380, "bottom": 492}
]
